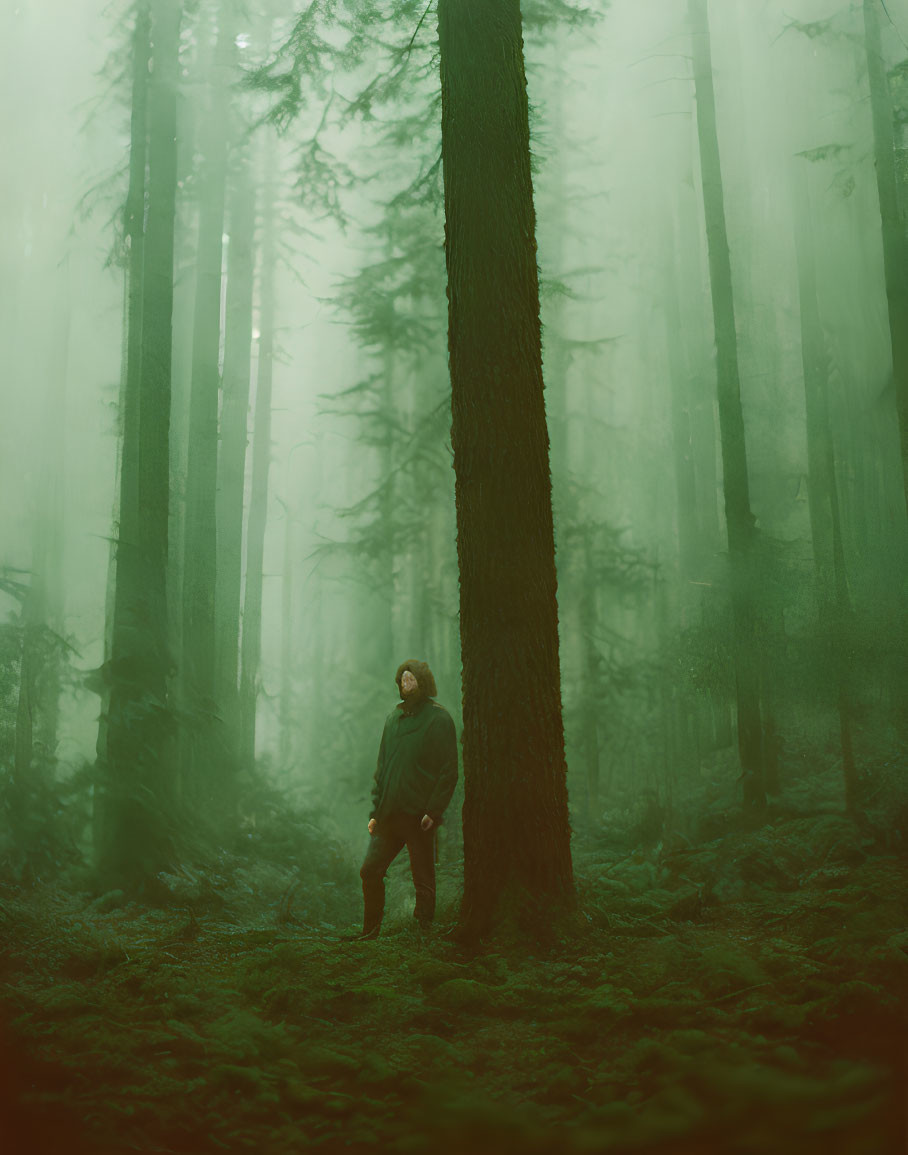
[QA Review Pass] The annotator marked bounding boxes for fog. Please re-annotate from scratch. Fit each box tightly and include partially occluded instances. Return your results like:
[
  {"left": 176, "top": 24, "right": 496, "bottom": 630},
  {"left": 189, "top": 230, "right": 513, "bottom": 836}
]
[
  {"left": 2, "top": 0, "right": 906, "bottom": 862},
  {"left": 2, "top": 2, "right": 908, "bottom": 1150}
]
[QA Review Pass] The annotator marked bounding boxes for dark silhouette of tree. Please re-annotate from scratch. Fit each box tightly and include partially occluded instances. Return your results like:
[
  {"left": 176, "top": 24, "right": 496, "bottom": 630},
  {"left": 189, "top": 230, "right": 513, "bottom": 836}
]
[
  {"left": 863, "top": 0, "right": 908, "bottom": 517},
  {"left": 438, "top": 0, "right": 574, "bottom": 938},
  {"left": 689, "top": 0, "right": 765, "bottom": 811},
  {"left": 96, "top": 0, "right": 182, "bottom": 889},
  {"left": 792, "top": 161, "right": 860, "bottom": 815}
]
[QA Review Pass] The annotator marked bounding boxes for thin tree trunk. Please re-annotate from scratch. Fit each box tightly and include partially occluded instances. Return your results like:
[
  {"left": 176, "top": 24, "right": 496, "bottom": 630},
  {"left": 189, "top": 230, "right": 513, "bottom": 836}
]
[
  {"left": 379, "top": 340, "right": 396, "bottom": 675},
  {"left": 664, "top": 218, "right": 701, "bottom": 586},
  {"left": 95, "top": 0, "right": 150, "bottom": 874},
  {"left": 181, "top": 13, "right": 234, "bottom": 806},
  {"left": 278, "top": 496, "right": 294, "bottom": 769},
  {"left": 792, "top": 164, "right": 860, "bottom": 815},
  {"left": 863, "top": 0, "right": 908, "bottom": 518},
  {"left": 579, "top": 527, "right": 601, "bottom": 818},
  {"left": 215, "top": 148, "right": 256, "bottom": 797},
  {"left": 689, "top": 0, "right": 765, "bottom": 810},
  {"left": 239, "top": 128, "right": 276, "bottom": 773},
  {"left": 438, "top": 0, "right": 574, "bottom": 939}
]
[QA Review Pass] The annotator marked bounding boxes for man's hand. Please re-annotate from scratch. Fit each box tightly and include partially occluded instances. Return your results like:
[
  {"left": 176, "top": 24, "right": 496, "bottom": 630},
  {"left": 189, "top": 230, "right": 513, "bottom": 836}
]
[
  {"left": 368, "top": 818, "right": 377, "bottom": 834},
  {"left": 420, "top": 814, "right": 434, "bottom": 831}
]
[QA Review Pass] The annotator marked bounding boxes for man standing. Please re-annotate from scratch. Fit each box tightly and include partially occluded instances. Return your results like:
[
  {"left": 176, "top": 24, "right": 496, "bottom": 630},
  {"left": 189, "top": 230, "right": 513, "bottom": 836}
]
[{"left": 350, "top": 660, "right": 458, "bottom": 941}]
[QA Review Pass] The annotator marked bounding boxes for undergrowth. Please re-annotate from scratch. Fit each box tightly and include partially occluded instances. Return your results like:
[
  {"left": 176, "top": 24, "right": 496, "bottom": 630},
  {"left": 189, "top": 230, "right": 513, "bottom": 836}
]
[{"left": 0, "top": 776, "right": 906, "bottom": 1155}]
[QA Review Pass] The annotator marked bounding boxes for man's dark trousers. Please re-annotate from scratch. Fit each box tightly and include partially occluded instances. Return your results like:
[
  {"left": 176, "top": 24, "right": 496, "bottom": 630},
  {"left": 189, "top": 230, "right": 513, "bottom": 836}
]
[{"left": 359, "top": 813, "right": 436, "bottom": 934}]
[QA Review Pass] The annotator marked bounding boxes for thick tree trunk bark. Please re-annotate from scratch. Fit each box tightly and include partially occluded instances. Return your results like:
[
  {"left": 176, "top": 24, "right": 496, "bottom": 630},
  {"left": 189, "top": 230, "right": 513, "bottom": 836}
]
[
  {"left": 689, "top": 0, "right": 765, "bottom": 810},
  {"left": 438, "top": 0, "right": 574, "bottom": 939},
  {"left": 863, "top": 0, "right": 908, "bottom": 519},
  {"left": 100, "top": 0, "right": 181, "bottom": 888}
]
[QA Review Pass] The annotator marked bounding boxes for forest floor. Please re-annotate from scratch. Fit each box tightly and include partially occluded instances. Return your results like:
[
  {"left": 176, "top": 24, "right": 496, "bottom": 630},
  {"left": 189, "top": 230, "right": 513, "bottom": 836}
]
[{"left": 0, "top": 796, "right": 906, "bottom": 1155}]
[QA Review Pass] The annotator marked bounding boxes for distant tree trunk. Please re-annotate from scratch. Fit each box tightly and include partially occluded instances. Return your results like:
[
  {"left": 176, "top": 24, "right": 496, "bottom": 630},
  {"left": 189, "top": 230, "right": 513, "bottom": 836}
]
[
  {"left": 689, "top": 0, "right": 765, "bottom": 810},
  {"left": 379, "top": 341, "right": 397, "bottom": 675},
  {"left": 307, "top": 501, "right": 327, "bottom": 768},
  {"left": 665, "top": 219, "right": 722, "bottom": 774},
  {"left": 792, "top": 165, "right": 860, "bottom": 815},
  {"left": 675, "top": 182, "right": 732, "bottom": 751},
  {"left": 438, "top": 0, "right": 574, "bottom": 939},
  {"left": 31, "top": 262, "right": 71, "bottom": 769},
  {"left": 278, "top": 496, "right": 295, "bottom": 769},
  {"left": 17, "top": 261, "right": 71, "bottom": 806},
  {"left": 167, "top": 38, "right": 204, "bottom": 696},
  {"left": 215, "top": 149, "right": 256, "bottom": 798},
  {"left": 239, "top": 130, "right": 276, "bottom": 773},
  {"left": 99, "top": 0, "right": 181, "bottom": 888},
  {"left": 579, "top": 526, "right": 601, "bottom": 818},
  {"left": 181, "top": 13, "right": 234, "bottom": 807},
  {"left": 13, "top": 605, "right": 36, "bottom": 799},
  {"left": 664, "top": 219, "right": 702, "bottom": 586},
  {"left": 95, "top": 2, "right": 151, "bottom": 863},
  {"left": 863, "top": 0, "right": 908, "bottom": 518}
]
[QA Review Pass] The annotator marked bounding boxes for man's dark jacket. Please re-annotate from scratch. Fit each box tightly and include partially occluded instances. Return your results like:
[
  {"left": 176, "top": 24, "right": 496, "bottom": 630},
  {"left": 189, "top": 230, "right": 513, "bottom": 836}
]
[{"left": 370, "top": 698, "right": 458, "bottom": 824}]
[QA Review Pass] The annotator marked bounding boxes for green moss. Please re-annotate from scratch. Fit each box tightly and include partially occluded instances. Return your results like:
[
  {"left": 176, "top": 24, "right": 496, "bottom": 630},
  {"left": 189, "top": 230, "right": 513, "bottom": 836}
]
[
  {"left": 697, "top": 943, "right": 766, "bottom": 996},
  {"left": 408, "top": 957, "right": 469, "bottom": 990},
  {"left": 296, "top": 1044, "right": 360, "bottom": 1077},
  {"left": 428, "top": 978, "right": 498, "bottom": 1013}
]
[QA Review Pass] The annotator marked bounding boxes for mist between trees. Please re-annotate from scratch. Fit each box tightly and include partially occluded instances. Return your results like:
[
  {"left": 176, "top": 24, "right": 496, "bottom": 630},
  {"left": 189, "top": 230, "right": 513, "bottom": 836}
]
[{"left": 0, "top": 0, "right": 906, "bottom": 922}]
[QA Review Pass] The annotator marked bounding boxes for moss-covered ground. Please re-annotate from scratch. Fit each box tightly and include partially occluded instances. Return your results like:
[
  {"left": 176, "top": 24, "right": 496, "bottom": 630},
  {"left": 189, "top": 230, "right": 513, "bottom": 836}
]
[{"left": 1, "top": 807, "right": 906, "bottom": 1154}]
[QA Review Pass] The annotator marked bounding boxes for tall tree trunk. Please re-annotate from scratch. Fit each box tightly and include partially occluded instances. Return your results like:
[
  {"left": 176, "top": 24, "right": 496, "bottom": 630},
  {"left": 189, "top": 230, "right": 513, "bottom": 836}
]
[
  {"left": 18, "top": 258, "right": 72, "bottom": 806},
  {"left": 863, "top": 0, "right": 908, "bottom": 518},
  {"left": 181, "top": 12, "right": 234, "bottom": 807},
  {"left": 676, "top": 181, "right": 732, "bottom": 751},
  {"left": 689, "top": 0, "right": 765, "bottom": 810},
  {"left": 664, "top": 218, "right": 702, "bottom": 587},
  {"left": 792, "top": 165, "right": 860, "bottom": 815},
  {"left": 99, "top": 0, "right": 181, "bottom": 888},
  {"left": 215, "top": 148, "right": 256, "bottom": 798},
  {"left": 239, "top": 129, "right": 276, "bottom": 774},
  {"left": 437, "top": 0, "right": 574, "bottom": 939},
  {"left": 379, "top": 340, "right": 396, "bottom": 677},
  {"left": 278, "top": 496, "right": 294, "bottom": 770},
  {"left": 95, "top": 2, "right": 151, "bottom": 865},
  {"left": 30, "top": 259, "right": 71, "bottom": 770},
  {"left": 578, "top": 526, "right": 602, "bottom": 818}
]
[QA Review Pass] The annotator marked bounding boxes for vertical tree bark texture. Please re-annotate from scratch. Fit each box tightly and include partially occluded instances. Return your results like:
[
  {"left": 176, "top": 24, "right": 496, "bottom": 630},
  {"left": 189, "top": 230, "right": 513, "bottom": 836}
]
[
  {"left": 240, "top": 131, "right": 276, "bottom": 773},
  {"left": 34, "top": 262, "right": 71, "bottom": 765},
  {"left": 182, "top": 13, "right": 234, "bottom": 804},
  {"left": 379, "top": 342, "right": 397, "bottom": 676},
  {"left": 793, "top": 165, "right": 860, "bottom": 815},
  {"left": 437, "top": 0, "right": 574, "bottom": 938},
  {"left": 664, "top": 220, "right": 701, "bottom": 585},
  {"left": 94, "top": 1, "right": 151, "bottom": 868},
  {"left": 689, "top": 0, "right": 765, "bottom": 810},
  {"left": 579, "top": 528, "right": 601, "bottom": 818},
  {"left": 215, "top": 150, "right": 256, "bottom": 791},
  {"left": 101, "top": 0, "right": 181, "bottom": 887},
  {"left": 278, "top": 496, "right": 294, "bottom": 771},
  {"left": 863, "top": 0, "right": 908, "bottom": 518}
]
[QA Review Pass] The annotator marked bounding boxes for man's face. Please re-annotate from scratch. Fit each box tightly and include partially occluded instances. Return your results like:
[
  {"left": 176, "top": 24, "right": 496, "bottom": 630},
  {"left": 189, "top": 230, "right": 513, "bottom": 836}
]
[{"left": 400, "top": 670, "right": 418, "bottom": 697}]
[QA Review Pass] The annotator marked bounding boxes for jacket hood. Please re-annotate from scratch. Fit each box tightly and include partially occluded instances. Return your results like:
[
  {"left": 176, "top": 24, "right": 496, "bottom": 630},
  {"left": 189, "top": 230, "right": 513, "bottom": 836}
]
[{"left": 395, "top": 658, "right": 437, "bottom": 700}]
